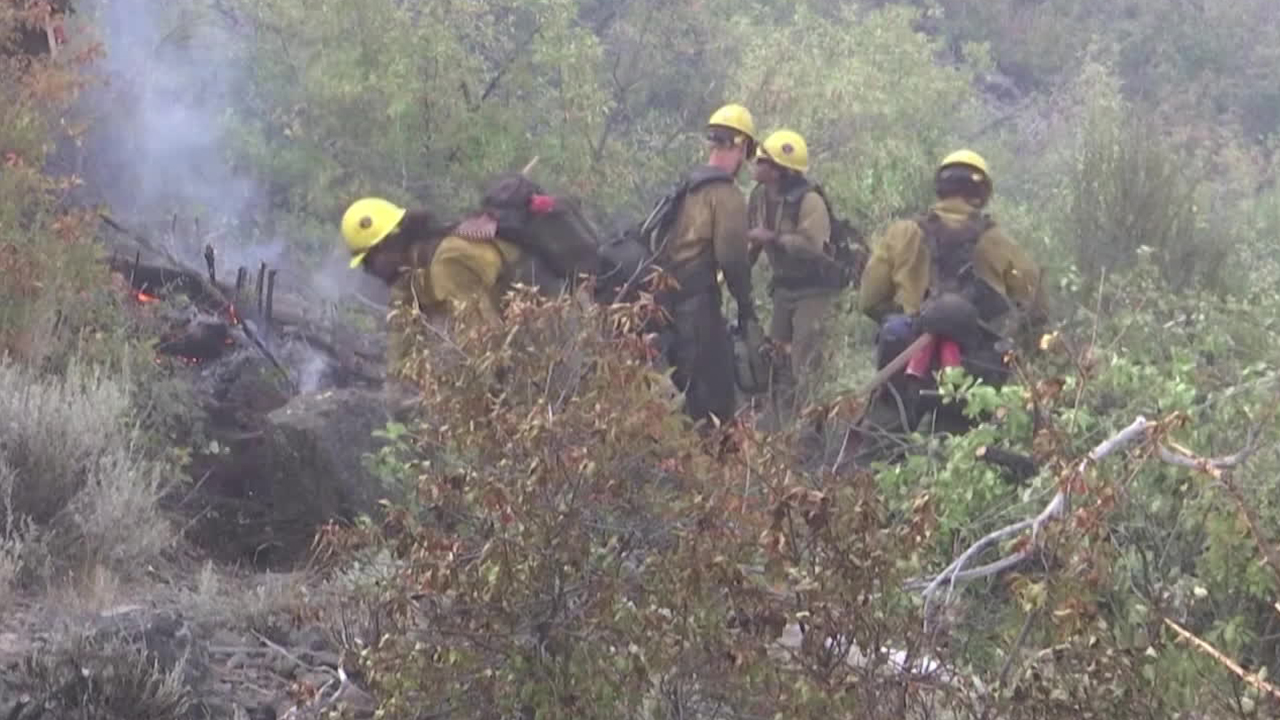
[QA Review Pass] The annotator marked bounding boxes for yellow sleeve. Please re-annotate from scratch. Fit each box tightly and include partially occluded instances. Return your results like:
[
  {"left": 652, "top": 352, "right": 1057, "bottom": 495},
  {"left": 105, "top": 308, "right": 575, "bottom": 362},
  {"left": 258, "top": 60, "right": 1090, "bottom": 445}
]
[
  {"left": 857, "top": 220, "right": 913, "bottom": 322},
  {"left": 981, "top": 227, "right": 1040, "bottom": 309},
  {"left": 778, "top": 190, "right": 831, "bottom": 260},
  {"left": 429, "top": 236, "right": 505, "bottom": 326}
]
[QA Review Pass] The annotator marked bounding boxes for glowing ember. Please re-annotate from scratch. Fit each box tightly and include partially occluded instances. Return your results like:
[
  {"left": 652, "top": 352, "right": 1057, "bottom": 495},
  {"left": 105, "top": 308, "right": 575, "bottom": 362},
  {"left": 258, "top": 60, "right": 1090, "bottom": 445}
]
[
  {"left": 135, "top": 290, "right": 161, "bottom": 303},
  {"left": 226, "top": 304, "right": 240, "bottom": 325}
]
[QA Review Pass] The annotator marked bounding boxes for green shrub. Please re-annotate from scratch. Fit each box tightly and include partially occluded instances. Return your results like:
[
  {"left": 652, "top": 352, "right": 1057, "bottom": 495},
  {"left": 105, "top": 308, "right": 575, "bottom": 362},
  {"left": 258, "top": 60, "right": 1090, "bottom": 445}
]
[
  {"left": 311, "top": 286, "right": 1280, "bottom": 717},
  {"left": 1065, "top": 87, "right": 1226, "bottom": 293}
]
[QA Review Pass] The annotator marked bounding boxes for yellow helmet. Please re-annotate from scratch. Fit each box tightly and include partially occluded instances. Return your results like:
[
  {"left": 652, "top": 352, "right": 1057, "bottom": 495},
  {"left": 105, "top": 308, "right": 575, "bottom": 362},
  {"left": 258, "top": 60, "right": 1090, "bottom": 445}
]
[
  {"left": 707, "top": 103, "right": 757, "bottom": 145},
  {"left": 938, "top": 149, "right": 990, "bottom": 177},
  {"left": 342, "top": 197, "right": 407, "bottom": 269},
  {"left": 759, "top": 129, "right": 809, "bottom": 173},
  {"left": 937, "top": 149, "right": 992, "bottom": 195}
]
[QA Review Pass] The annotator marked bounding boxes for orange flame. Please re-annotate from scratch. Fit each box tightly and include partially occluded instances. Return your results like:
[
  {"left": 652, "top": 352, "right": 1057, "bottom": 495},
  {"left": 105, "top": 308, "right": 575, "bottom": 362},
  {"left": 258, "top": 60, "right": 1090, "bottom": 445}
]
[{"left": 135, "top": 290, "right": 160, "bottom": 303}]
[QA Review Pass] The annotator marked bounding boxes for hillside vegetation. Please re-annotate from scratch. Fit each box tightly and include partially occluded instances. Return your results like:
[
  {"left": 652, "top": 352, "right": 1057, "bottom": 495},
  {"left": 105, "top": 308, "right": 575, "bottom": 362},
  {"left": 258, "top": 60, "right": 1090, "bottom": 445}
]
[{"left": 3, "top": 0, "right": 1280, "bottom": 717}]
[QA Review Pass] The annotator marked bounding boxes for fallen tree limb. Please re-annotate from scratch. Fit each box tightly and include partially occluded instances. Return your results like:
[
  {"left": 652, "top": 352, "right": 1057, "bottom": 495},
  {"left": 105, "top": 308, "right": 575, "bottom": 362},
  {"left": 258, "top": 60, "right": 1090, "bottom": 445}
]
[
  {"left": 917, "top": 416, "right": 1155, "bottom": 628},
  {"left": 1164, "top": 617, "right": 1280, "bottom": 702},
  {"left": 1159, "top": 422, "right": 1280, "bottom": 586},
  {"left": 915, "top": 412, "right": 1273, "bottom": 629}
]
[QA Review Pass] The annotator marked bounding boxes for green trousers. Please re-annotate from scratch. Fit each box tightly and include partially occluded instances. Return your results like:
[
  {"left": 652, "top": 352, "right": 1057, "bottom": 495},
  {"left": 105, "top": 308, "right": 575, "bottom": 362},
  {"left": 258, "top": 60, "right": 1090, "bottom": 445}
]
[{"left": 769, "top": 287, "right": 838, "bottom": 421}]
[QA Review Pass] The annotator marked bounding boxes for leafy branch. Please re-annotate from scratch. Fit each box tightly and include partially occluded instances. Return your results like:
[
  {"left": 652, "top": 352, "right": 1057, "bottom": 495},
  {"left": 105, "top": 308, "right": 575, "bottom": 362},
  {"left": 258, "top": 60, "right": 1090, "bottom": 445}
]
[{"left": 915, "top": 409, "right": 1273, "bottom": 629}]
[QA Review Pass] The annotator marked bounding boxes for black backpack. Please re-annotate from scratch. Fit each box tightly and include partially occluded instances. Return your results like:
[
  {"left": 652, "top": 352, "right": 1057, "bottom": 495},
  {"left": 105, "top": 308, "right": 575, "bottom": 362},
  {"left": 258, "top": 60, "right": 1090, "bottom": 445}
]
[
  {"left": 915, "top": 209, "right": 1010, "bottom": 324},
  {"left": 473, "top": 172, "right": 603, "bottom": 281},
  {"left": 783, "top": 182, "right": 869, "bottom": 290},
  {"left": 596, "top": 166, "right": 735, "bottom": 302}
]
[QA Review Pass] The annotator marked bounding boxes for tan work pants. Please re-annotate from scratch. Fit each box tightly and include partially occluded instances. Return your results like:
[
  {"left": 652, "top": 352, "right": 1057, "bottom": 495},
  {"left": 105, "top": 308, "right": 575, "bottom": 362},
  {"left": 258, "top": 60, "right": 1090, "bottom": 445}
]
[{"left": 769, "top": 287, "right": 837, "bottom": 420}]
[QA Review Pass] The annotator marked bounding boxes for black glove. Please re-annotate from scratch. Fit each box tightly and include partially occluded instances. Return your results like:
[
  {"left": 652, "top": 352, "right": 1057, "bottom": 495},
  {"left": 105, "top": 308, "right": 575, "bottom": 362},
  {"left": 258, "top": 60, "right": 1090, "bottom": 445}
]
[{"left": 916, "top": 292, "right": 979, "bottom": 339}]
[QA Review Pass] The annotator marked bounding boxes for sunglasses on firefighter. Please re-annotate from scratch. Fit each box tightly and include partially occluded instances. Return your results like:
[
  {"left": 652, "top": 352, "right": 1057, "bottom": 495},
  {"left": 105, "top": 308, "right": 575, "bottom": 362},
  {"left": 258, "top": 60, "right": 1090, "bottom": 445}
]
[{"left": 705, "top": 127, "right": 744, "bottom": 148}]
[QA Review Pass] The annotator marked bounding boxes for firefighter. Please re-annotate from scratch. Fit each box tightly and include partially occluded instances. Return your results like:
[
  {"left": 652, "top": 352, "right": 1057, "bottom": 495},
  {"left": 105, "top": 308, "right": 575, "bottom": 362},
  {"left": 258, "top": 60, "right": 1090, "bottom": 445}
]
[
  {"left": 852, "top": 150, "right": 1041, "bottom": 460},
  {"left": 655, "top": 103, "right": 760, "bottom": 426},
  {"left": 341, "top": 197, "right": 529, "bottom": 372},
  {"left": 747, "top": 129, "right": 838, "bottom": 422}
]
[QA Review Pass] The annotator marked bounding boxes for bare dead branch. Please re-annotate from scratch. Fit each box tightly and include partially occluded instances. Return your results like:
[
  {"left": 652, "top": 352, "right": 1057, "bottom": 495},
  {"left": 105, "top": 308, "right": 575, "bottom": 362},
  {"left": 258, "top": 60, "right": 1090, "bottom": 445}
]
[
  {"left": 1159, "top": 422, "right": 1280, "bottom": 585},
  {"left": 915, "top": 409, "right": 1273, "bottom": 633},
  {"left": 917, "top": 416, "right": 1155, "bottom": 628},
  {"left": 1164, "top": 617, "right": 1280, "bottom": 702}
]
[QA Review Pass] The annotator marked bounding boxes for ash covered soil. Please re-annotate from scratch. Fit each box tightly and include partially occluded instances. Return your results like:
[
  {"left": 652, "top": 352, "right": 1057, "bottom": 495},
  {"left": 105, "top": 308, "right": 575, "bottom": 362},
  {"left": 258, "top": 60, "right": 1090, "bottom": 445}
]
[
  {"left": 2, "top": 241, "right": 408, "bottom": 718},
  {"left": 0, "top": 572, "right": 378, "bottom": 719}
]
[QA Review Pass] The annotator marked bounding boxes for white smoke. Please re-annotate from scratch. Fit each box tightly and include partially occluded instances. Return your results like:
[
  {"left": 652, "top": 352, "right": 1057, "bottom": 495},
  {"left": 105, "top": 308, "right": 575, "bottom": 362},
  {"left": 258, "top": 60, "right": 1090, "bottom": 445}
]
[
  {"left": 74, "top": 0, "right": 386, "bottom": 391},
  {"left": 80, "top": 0, "right": 258, "bottom": 229},
  {"left": 294, "top": 345, "right": 332, "bottom": 395}
]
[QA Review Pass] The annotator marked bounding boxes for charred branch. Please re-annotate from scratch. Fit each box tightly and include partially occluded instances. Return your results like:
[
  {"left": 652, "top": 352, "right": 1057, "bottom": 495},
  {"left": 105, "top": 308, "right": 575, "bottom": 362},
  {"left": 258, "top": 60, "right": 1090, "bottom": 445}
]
[
  {"left": 156, "top": 320, "right": 233, "bottom": 362},
  {"left": 203, "top": 243, "right": 217, "bottom": 284},
  {"left": 266, "top": 269, "right": 277, "bottom": 329},
  {"left": 99, "top": 213, "right": 296, "bottom": 391},
  {"left": 100, "top": 215, "right": 387, "bottom": 387},
  {"left": 255, "top": 261, "right": 267, "bottom": 315}
]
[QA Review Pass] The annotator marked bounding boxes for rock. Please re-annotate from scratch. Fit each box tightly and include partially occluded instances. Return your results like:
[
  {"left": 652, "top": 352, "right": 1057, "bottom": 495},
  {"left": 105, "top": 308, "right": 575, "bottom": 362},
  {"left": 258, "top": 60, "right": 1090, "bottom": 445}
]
[
  {"left": 247, "top": 705, "right": 278, "bottom": 720},
  {"left": 291, "top": 627, "right": 328, "bottom": 653},
  {"left": 88, "top": 608, "right": 210, "bottom": 684},
  {"left": 298, "top": 670, "right": 332, "bottom": 689},
  {"left": 191, "top": 387, "right": 401, "bottom": 567},
  {"left": 304, "top": 650, "right": 342, "bottom": 669}
]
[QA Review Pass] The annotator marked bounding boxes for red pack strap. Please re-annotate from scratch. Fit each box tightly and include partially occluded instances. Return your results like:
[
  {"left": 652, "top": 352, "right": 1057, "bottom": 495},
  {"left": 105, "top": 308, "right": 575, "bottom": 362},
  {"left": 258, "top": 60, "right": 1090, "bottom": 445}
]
[{"left": 528, "top": 194, "right": 557, "bottom": 214}]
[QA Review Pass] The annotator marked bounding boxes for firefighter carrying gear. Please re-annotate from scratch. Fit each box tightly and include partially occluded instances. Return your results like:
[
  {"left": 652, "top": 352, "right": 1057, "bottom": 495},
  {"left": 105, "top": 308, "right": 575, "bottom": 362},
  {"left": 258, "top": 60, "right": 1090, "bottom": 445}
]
[
  {"left": 851, "top": 176, "right": 1042, "bottom": 464},
  {"left": 748, "top": 132, "right": 837, "bottom": 418},
  {"left": 343, "top": 197, "right": 408, "bottom": 269},
  {"left": 385, "top": 233, "right": 530, "bottom": 370},
  {"left": 758, "top": 129, "right": 809, "bottom": 173},
  {"left": 857, "top": 198, "right": 1038, "bottom": 328},
  {"left": 656, "top": 164, "right": 756, "bottom": 426},
  {"left": 341, "top": 200, "right": 537, "bottom": 374}
]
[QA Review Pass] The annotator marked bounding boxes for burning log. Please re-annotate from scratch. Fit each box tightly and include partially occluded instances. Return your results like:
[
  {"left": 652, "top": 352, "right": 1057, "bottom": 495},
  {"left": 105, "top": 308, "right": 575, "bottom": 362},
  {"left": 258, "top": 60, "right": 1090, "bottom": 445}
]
[
  {"left": 108, "top": 255, "right": 210, "bottom": 304},
  {"left": 99, "top": 213, "right": 298, "bottom": 391},
  {"left": 100, "top": 214, "right": 388, "bottom": 387},
  {"left": 204, "top": 243, "right": 217, "bottom": 284},
  {"left": 266, "top": 269, "right": 277, "bottom": 328}
]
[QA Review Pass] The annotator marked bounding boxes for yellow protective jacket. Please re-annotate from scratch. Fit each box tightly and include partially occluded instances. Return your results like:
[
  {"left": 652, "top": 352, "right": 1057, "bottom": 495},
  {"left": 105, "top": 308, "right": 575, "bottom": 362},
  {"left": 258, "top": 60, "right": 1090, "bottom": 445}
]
[
  {"left": 857, "top": 197, "right": 1040, "bottom": 327},
  {"left": 387, "top": 234, "right": 526, "bottom": 368},
  {"left": 747, "top": 183, "right": 833, "bottom": 292},
  {"left": 664, "top": 171, "right": 754, "bottom": 311}
]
